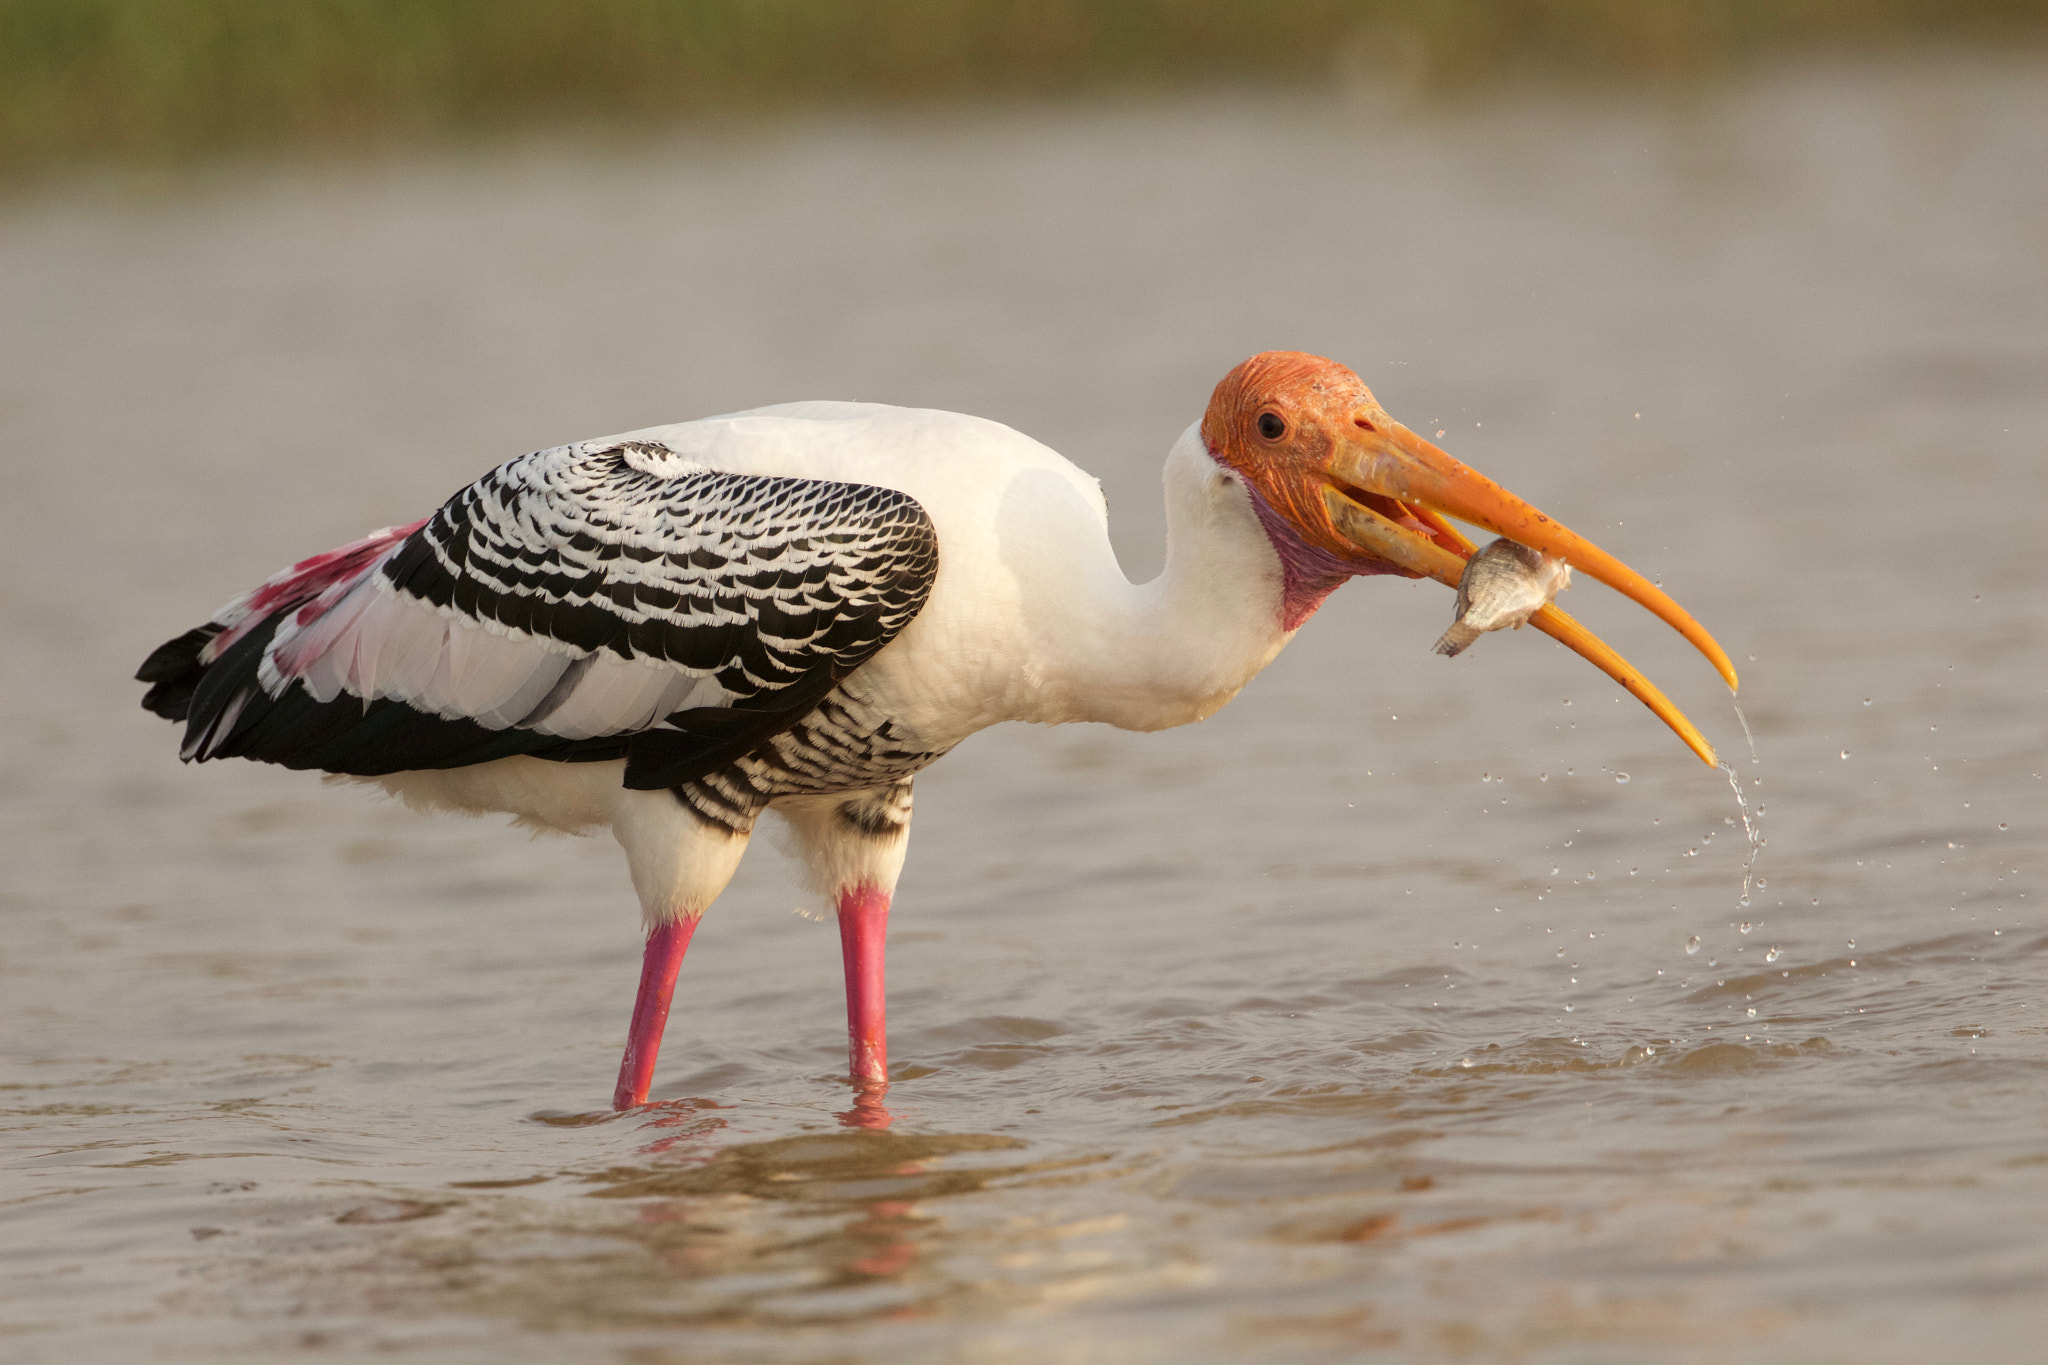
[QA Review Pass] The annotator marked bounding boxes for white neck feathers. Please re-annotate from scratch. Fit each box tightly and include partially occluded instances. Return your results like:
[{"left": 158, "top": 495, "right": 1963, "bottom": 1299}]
[{"left": 1023, "top": 426, "right": 1294, "bottom": 732}]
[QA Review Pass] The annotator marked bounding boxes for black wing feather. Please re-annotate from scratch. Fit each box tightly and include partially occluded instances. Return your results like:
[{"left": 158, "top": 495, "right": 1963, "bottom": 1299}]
[{"left": 142, "top": 438, "right": 939, "bottom": 783}]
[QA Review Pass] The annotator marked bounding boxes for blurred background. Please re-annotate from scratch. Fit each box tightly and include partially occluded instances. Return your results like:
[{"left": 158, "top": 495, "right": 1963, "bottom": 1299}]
[
  {"left": 3, "top": 5, "right": 2045, "bottom": 1364},
  {"left": 5, "top": 0, "right": 2047, "bottom": 177}
]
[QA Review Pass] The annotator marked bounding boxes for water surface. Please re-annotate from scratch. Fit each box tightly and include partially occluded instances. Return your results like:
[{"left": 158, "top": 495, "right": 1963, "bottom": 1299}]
[{"left": 3, "top": 58, "right": 2045, "bottom": 1363}]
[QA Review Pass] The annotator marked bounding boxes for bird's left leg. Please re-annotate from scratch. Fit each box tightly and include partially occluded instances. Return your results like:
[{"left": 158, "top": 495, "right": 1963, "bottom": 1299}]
[
  {"left": 778, "top": 782, "right": 914, "bottom": 1087},
  {"left": 610, "top": 785, "right": 756, "bottom": 1110}
]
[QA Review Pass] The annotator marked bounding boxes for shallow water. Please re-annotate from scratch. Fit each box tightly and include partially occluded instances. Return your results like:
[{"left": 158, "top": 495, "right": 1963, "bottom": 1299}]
[{"left": 4, "top": 58, "right": 2045, "bottom": 1364}]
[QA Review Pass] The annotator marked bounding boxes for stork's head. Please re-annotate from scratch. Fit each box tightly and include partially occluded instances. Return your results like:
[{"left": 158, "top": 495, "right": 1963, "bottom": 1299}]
[{"left": 1201, "top": 351, "right": 1735, "bottom": 766}]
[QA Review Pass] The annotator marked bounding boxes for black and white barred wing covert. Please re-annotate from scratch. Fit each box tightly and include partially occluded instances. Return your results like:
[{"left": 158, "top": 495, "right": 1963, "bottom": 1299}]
[{"left": 141, "top": 439, "right": 938, "bottom": 790}]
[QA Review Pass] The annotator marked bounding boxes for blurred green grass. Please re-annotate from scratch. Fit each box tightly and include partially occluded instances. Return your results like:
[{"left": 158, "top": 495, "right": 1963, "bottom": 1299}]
[{"left": 6, "top": 0, "right": 2045, "bottom": 176}]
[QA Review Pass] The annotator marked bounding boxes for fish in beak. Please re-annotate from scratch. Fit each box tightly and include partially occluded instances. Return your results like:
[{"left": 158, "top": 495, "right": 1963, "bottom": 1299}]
[{"left": 1203, "top": 351, "right": 1735, "bottom": 767}]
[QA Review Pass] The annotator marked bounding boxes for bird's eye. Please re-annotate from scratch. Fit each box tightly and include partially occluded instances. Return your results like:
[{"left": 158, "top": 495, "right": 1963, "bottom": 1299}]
[{"left": 1256, "top": 412, "right": 1286, "bottom": 440}]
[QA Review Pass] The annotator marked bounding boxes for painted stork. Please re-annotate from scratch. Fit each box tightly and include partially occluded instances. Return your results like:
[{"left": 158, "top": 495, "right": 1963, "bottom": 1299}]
[{"left": 137, "top": 352, "right": 1734, "bottom": 1110}]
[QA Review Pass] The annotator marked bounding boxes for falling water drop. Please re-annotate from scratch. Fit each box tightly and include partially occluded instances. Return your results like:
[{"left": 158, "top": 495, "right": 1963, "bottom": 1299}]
[
  {"left": 1718, "top": 760, "right": 1764, "bottom": 908},
  {"left": 1731, "top": 696, "right": 1758, "bottom": 763},
  {"left": 1685, "top": 935, "right": 1701, "bottom": 955}
]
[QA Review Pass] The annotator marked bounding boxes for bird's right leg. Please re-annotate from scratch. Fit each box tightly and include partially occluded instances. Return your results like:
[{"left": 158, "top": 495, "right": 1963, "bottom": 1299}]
[
  {"left": 610, "top": 786, "right": 755, "bottom": 1110},
  {"left": 615, "top": 916, "right": 697, "bottom": 1110}
]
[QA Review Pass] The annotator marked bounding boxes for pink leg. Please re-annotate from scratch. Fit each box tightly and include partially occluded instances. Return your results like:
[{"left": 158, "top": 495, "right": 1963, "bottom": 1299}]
[
  {"left": 837, "top": 885, "right": 891, "bottom": 1086},
  {"left": 613, "top": 916, "right": 698, "bottom": 1110}
]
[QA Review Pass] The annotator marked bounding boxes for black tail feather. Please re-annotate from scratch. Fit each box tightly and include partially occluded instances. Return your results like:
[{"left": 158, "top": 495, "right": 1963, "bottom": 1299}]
[
  {"left": 143, "top": 610, "right": 822, "bottom": 784},
  {"left": 151, "top": 607, "right": 631, "bottom": 774},
  {"left": 137, "top": 624, "right": 225, "bottom": 722}
]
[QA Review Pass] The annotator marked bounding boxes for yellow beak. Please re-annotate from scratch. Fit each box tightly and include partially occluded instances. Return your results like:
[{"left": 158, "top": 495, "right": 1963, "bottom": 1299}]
[{"left": 1323, "top": 422, "right": 1734, "bottom": 767}]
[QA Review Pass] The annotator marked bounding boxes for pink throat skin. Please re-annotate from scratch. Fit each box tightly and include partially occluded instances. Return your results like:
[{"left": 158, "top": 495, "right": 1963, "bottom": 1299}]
[{"left": 1242, "top": 485, "right": 1397, "bottom": 631}]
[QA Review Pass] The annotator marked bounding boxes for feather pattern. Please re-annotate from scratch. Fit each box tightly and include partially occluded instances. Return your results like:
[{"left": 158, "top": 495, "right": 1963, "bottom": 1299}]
[{"left": 145, "top": 437, "right": 940, "bottom": 798}]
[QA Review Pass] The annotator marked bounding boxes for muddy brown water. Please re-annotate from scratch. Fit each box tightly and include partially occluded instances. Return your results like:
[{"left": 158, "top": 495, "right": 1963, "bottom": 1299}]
[{"left": 4, "top": 57, "right": 2044, "bottom": 1364}]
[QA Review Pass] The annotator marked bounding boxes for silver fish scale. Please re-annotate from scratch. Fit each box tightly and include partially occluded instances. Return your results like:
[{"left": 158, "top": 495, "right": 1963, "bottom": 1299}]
[{"left": 1434, "top": 538, "right": 1571, "bottom": 658}]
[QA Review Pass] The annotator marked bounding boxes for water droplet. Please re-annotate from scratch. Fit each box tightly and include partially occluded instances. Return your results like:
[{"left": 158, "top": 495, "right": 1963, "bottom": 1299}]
[
  {"left": 1614, "top": 772, "right": 1630, "bottom": 785},
  {"left": 1459, "top": 1057, "right": 1474, "bottom": 1068},
  {"left": 1846, "top": 939, "right": 1855, "bottom": 949},
  {"left": 1556, "top": 947, "right": 1565, "bottom": 957},
  {"left": 1999, "top": 823, "right": 2008, "bottom": 830},
  {"left": 1586, "top": 871, "right": 1597, "bottom": 881},
  {"left": 1739, "top": 921, "right": 1753, "bottom": 934},
  {"left": 1765, "top": 946, "right": 1781, "bottom": 963},
  {"left": 1481, "top": 772, "right": 1492, "bottom": 783},
  {"left": 1566, "top": 767, "right": 1574, "bottom": 776},
  {"left": 1630, "top": 867, "right": 1638, "bottom": 875},
  {"left": 1841, "top": 750, "right": 1850, "bottom": 760},
  {"left": 1563, "top": 1003, "right": 1574, "bottom": 1012},
  {"left": 1685, "top": 935, "right": 1701, "bottom": 955},
  {"left": 1746, "top": 1007, "right": 1757, "bottom": 1017},
  {"left": 1862, "top": 697, "right": 1871, "bottom": 706}
]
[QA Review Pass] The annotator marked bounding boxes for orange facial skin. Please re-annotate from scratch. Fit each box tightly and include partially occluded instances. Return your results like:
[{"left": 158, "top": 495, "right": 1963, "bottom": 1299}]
[{"left": 1200, "top": 351, "right": 1734, "bottom": 766}]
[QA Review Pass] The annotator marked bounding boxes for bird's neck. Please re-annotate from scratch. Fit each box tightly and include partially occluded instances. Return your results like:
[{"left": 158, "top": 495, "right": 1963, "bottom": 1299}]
[{"left": 1033, "top": 427, "right": 1319, "bottom": 732}]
